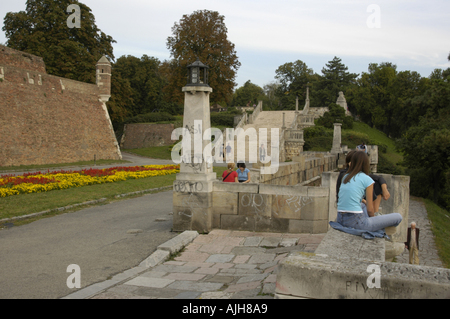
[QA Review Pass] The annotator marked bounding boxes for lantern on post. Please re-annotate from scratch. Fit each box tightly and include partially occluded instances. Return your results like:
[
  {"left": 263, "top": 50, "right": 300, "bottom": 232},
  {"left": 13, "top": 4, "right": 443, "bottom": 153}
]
[{"left": 186, "top": 58, "right": 209, "bottom": 87}]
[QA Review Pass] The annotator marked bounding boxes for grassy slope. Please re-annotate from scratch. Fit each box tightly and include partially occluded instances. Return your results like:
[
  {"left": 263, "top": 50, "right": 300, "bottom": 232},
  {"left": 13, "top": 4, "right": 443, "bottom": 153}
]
[
  {"left": 348, "top": 122, "right": 403, "bottom": 165},
  {"left": 423, "top": 198, "right": 450, "bottom": 268}
]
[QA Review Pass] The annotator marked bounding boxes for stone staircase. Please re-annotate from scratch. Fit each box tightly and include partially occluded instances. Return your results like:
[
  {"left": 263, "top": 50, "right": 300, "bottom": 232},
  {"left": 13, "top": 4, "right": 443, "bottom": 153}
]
[{"left": 230, "top": 111, "right": 298, "bottom": 163}]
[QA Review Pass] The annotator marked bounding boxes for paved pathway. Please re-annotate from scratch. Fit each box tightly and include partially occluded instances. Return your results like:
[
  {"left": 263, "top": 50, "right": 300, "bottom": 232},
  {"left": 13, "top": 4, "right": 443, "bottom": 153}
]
[
  {"left": 394, "top": 197, "right": 443, "bottom": 267},
  {"left": 83, "top": 231, "right": 325, "bottom": 299}
]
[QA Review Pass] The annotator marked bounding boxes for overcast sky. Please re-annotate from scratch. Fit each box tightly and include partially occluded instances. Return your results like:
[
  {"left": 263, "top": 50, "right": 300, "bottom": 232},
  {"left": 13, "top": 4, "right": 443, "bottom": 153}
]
[{"left": 1, "top": 0, "right": 449, "bottom": 89}]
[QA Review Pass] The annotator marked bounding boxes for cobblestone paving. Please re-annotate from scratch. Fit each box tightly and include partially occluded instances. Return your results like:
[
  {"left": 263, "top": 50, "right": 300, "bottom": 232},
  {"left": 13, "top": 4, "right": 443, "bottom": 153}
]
[{"left": 91, "top": 231, "right": 325, "bottom": 299}]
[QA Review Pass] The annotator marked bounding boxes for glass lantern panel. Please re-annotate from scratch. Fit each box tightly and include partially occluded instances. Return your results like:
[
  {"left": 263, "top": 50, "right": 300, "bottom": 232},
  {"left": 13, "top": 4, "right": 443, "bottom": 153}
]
[{"left": 191, "top": 67, "right": 199, "bottom": 83}]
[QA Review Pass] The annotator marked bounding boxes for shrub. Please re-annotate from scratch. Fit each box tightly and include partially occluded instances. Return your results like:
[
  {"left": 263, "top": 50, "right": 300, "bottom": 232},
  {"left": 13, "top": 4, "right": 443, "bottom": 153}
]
[
  {"left": 210, "top": 113, "right": 236, "bottom": 127},
  {"left": 377, "top": 153, "right": 403, "bottom": 175},
  {"left": 124, "top": 112, "right": 175, "bottom": 124},
  {"left": 304, "top": 126, "right": 333, "bottom": 139},
  {"left": 316, "top": 103, "right": 354, "bottom": 130},
  {"left": 303, "top": 136, "right": 333, "bottom": 151}
]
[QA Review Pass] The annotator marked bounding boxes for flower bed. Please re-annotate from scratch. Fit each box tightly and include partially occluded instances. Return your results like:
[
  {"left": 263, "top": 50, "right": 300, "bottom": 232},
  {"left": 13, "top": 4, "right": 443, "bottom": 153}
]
[{"left": 0, "top": 165, "right": 180, "bottom": 197}]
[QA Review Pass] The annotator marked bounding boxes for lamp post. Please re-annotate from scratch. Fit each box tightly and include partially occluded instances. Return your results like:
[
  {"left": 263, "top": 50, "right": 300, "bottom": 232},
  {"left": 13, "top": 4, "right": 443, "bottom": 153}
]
[
  {"left": 186, "top": 58, "right": 209, "bottom": 87},
  {"left": 174, "top": 58, "right": 216, "bottom": 233}
]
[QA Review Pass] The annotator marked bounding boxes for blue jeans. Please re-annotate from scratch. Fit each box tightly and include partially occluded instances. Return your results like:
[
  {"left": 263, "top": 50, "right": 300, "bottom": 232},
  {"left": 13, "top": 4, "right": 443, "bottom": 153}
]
[{"left": 336, "top": 204, "right": 402, "bottom": 232}]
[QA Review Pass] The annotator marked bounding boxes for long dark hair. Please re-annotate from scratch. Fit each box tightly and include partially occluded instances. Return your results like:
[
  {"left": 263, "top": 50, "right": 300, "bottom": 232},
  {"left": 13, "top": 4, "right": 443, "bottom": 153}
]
[
  {"left": 343, "top": 151, "right": 370, "bottom": 184},
  {"left": 345, "top": 150, "right": 357, "bottom": 169}
]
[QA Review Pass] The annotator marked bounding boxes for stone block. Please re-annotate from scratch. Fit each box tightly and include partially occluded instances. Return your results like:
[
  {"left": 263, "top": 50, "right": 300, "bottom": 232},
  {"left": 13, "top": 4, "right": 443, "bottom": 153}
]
[
  {"left": 212, "top": 192, "right": 238, "bottom": 215},
  {"left": 259, "top": 184, "right": 308, "bottom": 196},
  {"left": 299, "top": 196, "right": 329, "bottom": 221},
  {"left": 321, "top": 172, "right": 339, "bottom": 223},
  {"left": 288, "top": 220, "right": 329, "bottom": 234},
  {"left": 255, "top": 216, "right": 289, "bottom": 233},
  {"left": 238, "top": 193, "right": 271, "bottom": 218},
  {"left": 272, "top": 194, "right": 317, "bottom": 220},
  {"left": 243, "top": 237, "right": 263, "bottom": 246},
  {"left": 307, "top": 186, "right": 329, "bottom": 197},
  {"left": 174, "top": 176, "right": 215, "bottom": 192},
  {"left": 173, "top": 192, "right": 213, "bottom": 233},
  {"left": 173, "top": 191, "right": 212, "bottom": 208},
  {"left": 221, "top": 214, "right": 256, "bottom": 231}
]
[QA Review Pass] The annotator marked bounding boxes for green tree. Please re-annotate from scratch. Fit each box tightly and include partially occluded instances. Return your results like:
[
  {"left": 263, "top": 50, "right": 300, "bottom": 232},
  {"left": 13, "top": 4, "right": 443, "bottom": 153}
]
[
  {"left": 164, "top": 10, "right": 240, "bottom": 105},
  {"left": 230, "top": 80, "right": 264, "bottom": 107},
  {"left": 274, "top": 60, "right": 317, "bottom": 109},
  {"left": 315, "top": 57, "right": 358, "bottom": 107},
  {"left": 2, "top": 0, "right": 116, "bottom": 83},
  {"left": 397, "top": 73, "right": 450, "bottom": 208},
  {"left": 346, "top": 62, "right": 397, "bottom": 134},
  {"left": 397, "top": 109, "right": 450, "bottom": 205},
  {"left": 316, "top": 103, "right": 353, "bottom": 130},
  {"left": 388, "top": 70, "right": 429, "bottom": 138},
  {"left": 107, "top": 73, "right": 133, "bottom": 126},
  {"left": 113, "top": 55, "right": 169, "bottom": 115},
  {"left": 262, "top": 82, "right": 281, "bottom": 110}
]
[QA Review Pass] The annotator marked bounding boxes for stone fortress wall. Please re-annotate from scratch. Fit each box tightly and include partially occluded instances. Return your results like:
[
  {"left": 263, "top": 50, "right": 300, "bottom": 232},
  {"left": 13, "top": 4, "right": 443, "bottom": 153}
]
[
  {"left": 120, "top": 123, "right": 176, "bottom": 149},
  {"left": 0, "top": 46, "right": 121, "bottom": 167}
]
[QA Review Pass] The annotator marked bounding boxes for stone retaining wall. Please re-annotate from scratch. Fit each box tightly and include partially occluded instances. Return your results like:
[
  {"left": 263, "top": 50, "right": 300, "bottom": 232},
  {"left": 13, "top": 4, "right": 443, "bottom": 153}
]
[
  {"left": 120, "top": 123, "right": 176, "bottom": 149},
  {"left": 251, "top": 152, "right": 337, "bottom": 185},
  {"left": 173, "top": 180, "right": 330, "bottom": 234}
]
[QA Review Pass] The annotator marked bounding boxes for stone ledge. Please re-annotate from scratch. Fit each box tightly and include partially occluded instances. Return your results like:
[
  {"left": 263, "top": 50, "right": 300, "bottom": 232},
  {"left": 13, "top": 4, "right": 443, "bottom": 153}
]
[
  {"left": 276, "top": 227, "right": 450, "bottom": 299},
  {"left": 275, "top": 253, "right": 450, "bottom": 299},
  {"left": 314, "top": 227, "right": 385, "bottom": 262}
]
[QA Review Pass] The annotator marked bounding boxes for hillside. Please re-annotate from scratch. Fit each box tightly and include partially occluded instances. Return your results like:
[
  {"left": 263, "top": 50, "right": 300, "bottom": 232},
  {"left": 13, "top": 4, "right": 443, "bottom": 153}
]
[{"left": 304, "top": 120, "right": 404, "bottom": 175}]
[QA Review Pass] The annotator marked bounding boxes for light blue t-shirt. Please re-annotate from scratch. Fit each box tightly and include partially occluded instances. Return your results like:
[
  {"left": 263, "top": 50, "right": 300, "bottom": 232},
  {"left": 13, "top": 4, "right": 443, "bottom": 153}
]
[
  {"left": 237, "top": 168, "right": 250, "bottom": 181},
  {"left": 337, "top": 172, "right": 374, "bottom": 213}
]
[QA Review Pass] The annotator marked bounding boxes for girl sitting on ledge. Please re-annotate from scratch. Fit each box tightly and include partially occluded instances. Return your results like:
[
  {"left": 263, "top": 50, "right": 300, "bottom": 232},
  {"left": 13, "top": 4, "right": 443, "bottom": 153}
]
[{"left": 336, "top": 151, "right": 402, "bottom": 233}]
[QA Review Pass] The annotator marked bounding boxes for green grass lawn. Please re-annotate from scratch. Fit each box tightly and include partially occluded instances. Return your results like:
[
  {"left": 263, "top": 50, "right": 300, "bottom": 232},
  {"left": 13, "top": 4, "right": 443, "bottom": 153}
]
[
  {"left": 346, "top": 121, "right": 404, "bottom": 165},
  {"left": 125, "top": 146, "right": 174, "bottom": 160},
  {"left": 423, "top": 198, "right": 450, "bottom": 268},
  {"left": 0, "top": 159, "right": 130, "bottom": 173}
]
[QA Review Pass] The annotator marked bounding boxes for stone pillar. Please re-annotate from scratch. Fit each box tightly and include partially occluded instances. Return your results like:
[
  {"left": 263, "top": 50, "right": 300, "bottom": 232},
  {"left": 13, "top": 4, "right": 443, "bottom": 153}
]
[
  {"left": 331, "top": 123, "right": 342, "bottom": 154},
  {"left": 173, "top": 85, "right": 217, "bottom": 233},
  {"left": 376, "top": 174, "right": 410, "bottom": 244},
  {"left": 295, "top": 96, "right": 299, "bottom": 113},
  {"left": 302, "top": 86, "right": 310, "bottom": 115}
]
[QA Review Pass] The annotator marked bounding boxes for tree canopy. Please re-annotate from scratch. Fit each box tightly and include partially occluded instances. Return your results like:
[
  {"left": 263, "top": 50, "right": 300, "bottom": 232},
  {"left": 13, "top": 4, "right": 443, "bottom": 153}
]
[
  {"left": 315, "top": 56, "right": 358, "bottom": 107},
  {"left": 230, "top": 80, "right": 264, "bottom": 107},
  {"left": 2, "top": 0, "right": 116, "bottom": 83},
  {"left": 274, "top": 60, "right": 317, "bottom": 109},
  {"left": 164, "top": 10, "right": 241, "bottom": 104}
]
